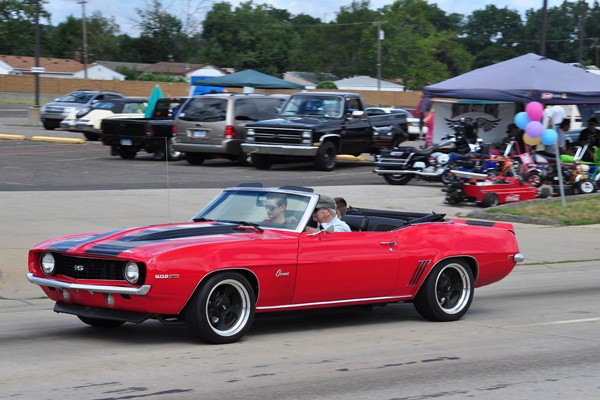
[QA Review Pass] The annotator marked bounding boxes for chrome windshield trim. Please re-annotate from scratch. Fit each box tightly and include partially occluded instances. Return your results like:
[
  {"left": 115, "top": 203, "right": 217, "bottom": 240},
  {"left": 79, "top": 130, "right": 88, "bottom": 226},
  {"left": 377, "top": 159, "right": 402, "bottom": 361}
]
[{"left": 27, "top": 273, "right": 151, "bottom": 295}]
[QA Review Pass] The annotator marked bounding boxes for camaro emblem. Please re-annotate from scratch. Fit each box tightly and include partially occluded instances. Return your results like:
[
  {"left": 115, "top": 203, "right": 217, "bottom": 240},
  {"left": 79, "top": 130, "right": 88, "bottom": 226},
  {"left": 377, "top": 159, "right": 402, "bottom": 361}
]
[
  {"left": 275, "top": 269, "right": 290, "bottom": 277},
  {"left": 74, "top": 265, "right": 85, "bottom": 272}
]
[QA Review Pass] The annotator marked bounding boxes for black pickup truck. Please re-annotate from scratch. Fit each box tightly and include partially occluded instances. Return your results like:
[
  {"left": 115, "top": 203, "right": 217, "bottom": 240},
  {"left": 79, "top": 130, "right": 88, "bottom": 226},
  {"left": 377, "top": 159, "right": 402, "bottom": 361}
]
[
  {"left": 101, "top": 97, "right": 189, "bottom": 160},
  {"left": 241, "top": 92, "right": 408, "bottom": 171}
]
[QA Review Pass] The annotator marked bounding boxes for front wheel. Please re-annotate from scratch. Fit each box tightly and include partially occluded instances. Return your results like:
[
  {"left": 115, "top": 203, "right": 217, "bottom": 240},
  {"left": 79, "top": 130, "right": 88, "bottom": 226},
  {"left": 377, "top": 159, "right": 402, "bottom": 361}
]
[
  {"left": 186, "top": 153, "right": 206, "bottom": 165},
  {"left": 78, "top": 316, "right": 125, "bottom": 328},
  {"left": 480, "top": 192, "right": 499, "bottom": 207},
  {"left": 413, "top": 259, "right": 474, "bottom": 322},
  {"left": 383, "top": 173, "right": 412, "bottom": 185},
  {"left": 577, "top": 180, "right": 596, "bottom": 194},
  {"left": 251, "top": 154, "right": 272, "bottom": 170},
  {"left": 314, "top": 141, "right": 337, "bottom": 171},
  {"left": 185, "top": 272, "right": 256, "bottom": 344},
  {"left": 441, "top": 169, "right": 453, "bottom": 185}
]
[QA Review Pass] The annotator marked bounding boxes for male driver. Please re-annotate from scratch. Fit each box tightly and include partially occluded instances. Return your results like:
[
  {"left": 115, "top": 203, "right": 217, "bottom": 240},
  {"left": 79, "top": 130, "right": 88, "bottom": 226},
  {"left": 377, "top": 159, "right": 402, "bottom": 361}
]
[
  {"left": 305, "top": 195, "right": 351, "bottom": 233},
  {"left": 334, "top": 197, "right": 348, "bottom": 219}
]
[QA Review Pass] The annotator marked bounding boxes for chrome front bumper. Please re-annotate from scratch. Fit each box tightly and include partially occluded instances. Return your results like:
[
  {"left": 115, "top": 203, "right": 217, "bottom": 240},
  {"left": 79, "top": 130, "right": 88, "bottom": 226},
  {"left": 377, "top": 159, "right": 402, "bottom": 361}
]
[
  {"left": 241, "top": 143, "right": 319, "bottom": 156},
  {"left": 27, "top": 273, "right": 151, "bottom": 295}
]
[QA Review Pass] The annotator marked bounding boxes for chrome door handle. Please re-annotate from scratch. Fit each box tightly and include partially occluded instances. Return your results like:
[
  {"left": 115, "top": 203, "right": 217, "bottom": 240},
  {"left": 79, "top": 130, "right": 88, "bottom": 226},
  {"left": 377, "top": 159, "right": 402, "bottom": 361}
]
[{"left": 379, "top": 241, "right": 396, "bottom": 246}]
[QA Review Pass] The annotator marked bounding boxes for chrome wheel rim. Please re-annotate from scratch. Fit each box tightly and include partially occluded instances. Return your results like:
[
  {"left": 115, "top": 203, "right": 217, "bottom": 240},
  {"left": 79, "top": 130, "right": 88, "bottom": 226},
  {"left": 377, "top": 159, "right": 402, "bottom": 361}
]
[
  {"left": 205, "top": 279, "right": 251, "bottom": 337},
  {"left": 435, "top": 263, "right": 470, "bottom": 314}
]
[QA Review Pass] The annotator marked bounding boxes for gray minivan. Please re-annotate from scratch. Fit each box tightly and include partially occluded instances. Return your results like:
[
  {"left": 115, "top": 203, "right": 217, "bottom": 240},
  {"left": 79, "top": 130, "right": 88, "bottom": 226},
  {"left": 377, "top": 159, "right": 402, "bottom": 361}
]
[{"left": 173, "top": 93, "right": 288, "bottom": 165}]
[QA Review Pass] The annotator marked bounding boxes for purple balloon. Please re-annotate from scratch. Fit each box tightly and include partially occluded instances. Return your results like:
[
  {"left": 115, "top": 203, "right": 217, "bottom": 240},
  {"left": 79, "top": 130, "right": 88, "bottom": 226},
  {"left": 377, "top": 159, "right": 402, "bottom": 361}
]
[
  {"left": 526, "top": 102, "right": 544, "bottom": 121},
  {"left": 542, "top": 129, "right": 558, "bottom": 146},
  {"left": 525, "top": 121, "right": 544, "bottom": 138}
]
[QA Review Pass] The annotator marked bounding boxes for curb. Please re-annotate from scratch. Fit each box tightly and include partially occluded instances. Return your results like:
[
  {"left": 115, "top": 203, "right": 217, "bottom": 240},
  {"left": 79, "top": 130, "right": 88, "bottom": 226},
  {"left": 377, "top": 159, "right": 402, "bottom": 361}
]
[
  {"left": 0, "top": 134, "right": 26, "bottom": 140},
  {"left": 465, "top": 210, "right": 564, "bottom": 226},
  {"left": 30, "top": 136, "right": 86, "bottom": 144},
  {"left": 337, "top": 155, "right": 367, "bottom": 161}
]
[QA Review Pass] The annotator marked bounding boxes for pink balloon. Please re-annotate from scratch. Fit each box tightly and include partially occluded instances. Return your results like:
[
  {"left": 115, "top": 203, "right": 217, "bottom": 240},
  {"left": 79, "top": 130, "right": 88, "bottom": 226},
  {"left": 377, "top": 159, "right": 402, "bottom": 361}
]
[
  {"left": 525, "top": 121, "right": 544, "bottom": 138},
  {"left": 526, "top": 102, "right": 544, "bottom": 121}
]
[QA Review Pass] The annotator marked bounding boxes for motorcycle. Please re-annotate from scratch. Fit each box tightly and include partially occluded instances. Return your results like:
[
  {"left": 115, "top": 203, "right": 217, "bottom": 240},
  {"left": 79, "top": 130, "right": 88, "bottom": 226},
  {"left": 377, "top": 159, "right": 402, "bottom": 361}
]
[{"left": 374, "top": 119, "right": 480, "bottom": 185}]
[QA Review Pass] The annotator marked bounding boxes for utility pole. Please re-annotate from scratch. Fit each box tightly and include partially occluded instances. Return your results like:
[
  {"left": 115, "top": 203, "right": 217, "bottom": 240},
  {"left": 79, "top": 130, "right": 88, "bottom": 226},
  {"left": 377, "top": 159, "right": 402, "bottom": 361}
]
[
  {"left": 540, "top": 0, "right": 548, "bottom": 56},
  {"left": 34, "top": 0, "right": 40, "bottom": 107},
  {"left": 376, "top": 22, "right": 383, "bottom": 91},
  {"left": 78, "top": 0, "right": 89, "bottom": 79},
  {"left": 578, "top": 1, "right": 587, "bottom": 64},
  {"left": 595, "top": 38, "right": 600, "bottom": 67}
]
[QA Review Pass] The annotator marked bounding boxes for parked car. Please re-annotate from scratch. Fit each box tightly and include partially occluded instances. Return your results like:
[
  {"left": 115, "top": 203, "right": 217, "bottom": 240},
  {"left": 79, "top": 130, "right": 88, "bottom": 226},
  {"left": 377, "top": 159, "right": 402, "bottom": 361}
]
[
  {"left": 366, "top": 107, "right": 426, "bottom": 140},
  {"left": 242, "top": 92, "right": 408, "bottom": 171},
  {"left": 60, "top": 98, "right": 148, "bottom": 141},
  {"left": 101, "top": 97, "right": 188, "bottom": 160},
  {"left": 40, "top": 90, "right": 125, "bottom": 130},
  {"left": 173, "top": 94, "right": 288, "bottom": 165},
  {"left": 27, "top": 184, "right": 523, "bottom": 344}
]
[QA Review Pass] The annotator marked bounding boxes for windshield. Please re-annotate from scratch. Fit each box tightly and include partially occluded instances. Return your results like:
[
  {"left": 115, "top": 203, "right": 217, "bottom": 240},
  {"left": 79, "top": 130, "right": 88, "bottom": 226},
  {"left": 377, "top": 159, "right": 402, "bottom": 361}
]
[
  {"left": 280, "top": 96, "right": 343, "bottom": 118},
  {"left": 56, "top": 92, "right": 95, "bottom": 104},
  {"left": 179, "top": 98, "right": 227, "bottom": 122},
  {"left": 194, "top": 190, "right": 312, "bottom": 231}
]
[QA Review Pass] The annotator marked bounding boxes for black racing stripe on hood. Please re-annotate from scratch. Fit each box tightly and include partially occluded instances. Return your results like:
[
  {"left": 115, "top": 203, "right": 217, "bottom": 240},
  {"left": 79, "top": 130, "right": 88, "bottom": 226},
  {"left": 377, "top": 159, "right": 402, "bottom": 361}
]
[
  {"left": 46, "top": 230, "right": 125, "bottom": 252},
  {"left": 83, "top": 224, "right": 245, "bottom": 256}
]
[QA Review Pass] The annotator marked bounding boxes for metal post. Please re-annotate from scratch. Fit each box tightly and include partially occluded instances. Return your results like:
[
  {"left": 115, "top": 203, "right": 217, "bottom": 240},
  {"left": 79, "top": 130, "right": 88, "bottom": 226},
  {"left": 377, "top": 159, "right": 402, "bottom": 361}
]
[
  {"left": 377, "top": 22, "right": 382, "bottom": 92},
  {"left": 34, "top": 0, "right": 40, "bottom": 107},
  {"left": 78, "top": 0, "right": 89, "bottom": 79},
  {"left": 540, "top": 0, "right": 548, "bottom": 56}
]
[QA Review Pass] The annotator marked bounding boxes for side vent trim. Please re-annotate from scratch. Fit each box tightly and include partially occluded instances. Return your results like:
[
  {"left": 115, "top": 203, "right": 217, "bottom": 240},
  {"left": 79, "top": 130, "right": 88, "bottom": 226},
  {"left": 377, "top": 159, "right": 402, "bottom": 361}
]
[{"left": 408, "top": 260, "right": 431, "bottom": 286}]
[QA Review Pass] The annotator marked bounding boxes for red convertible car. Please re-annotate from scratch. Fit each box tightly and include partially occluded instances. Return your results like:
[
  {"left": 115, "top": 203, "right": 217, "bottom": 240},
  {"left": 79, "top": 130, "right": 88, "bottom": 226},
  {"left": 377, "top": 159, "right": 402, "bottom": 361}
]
[{"left": 27, "top": 184, "right": 524, "bottom": 344}]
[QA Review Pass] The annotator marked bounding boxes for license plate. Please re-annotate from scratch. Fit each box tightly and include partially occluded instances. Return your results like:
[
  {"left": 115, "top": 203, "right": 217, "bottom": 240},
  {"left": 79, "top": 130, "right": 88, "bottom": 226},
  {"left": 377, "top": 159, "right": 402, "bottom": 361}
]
[
  {"left": 188, "top": 129, "right": 206, "bottom": 138},
  {"left": 120, "top": 139, "right": 132, "bottom": 146}
]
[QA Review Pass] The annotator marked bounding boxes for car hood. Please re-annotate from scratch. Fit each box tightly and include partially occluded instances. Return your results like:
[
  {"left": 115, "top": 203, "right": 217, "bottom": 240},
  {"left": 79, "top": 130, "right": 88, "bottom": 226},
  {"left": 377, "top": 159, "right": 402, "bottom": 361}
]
[
  {"left": 34, "top": 222, "right": 289, "bottom": 259},
  {"left": 248, "top": 116, "right": 340, "bottom": 130}
]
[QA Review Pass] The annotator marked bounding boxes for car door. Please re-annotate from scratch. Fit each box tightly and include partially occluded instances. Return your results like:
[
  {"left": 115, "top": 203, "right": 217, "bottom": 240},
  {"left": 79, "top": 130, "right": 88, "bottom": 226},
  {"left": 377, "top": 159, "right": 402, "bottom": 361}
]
[
  {"left": 341, "top": 97, "right": 372, "bottom": 155},
  {"left": 292, "top": 231, "right": 400, "bottom": 304}
]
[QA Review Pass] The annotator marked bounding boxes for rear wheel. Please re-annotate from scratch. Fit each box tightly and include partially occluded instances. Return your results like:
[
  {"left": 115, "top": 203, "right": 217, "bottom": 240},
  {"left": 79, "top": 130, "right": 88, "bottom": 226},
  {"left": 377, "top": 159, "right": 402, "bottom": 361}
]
[
  {"left": 523, "top": 171, "right": 542, "bottom": 187},
  {"left": 83, "top": 132, "right": 100, "bottom": 141},
  {"left": 166, "top": 138, "right": 183, "bottom": 161},
  {"left": 118, "top": 147, "right": 137, "bottom": 160},
  {"left": 185, "top": 272, "right": 256, "bottom": 344},
  {"left": 78, "top": 316, "right": 125, "bottom": 328},
  {"left": 383, "top": 174, "right": 412, "bottom": 185},
  {"left": 577, "top": 180, "right": 596, "bottom": 194},
  {"left": 314, "top": 141, "right": 337, "bottom": 171},
  {"left": 186, "top": 153, "right": 206, "bottom": 165},
  {"left": 413, "top": 259, "right": 474, "bottom": 322},
  {"left": 251, "top": 154, "right": 272, "bottom": 170},
  {"left": 43, "top": 121, "right": 57, "bottom": 130},
  {"left": 480, "top": 192, "right": 499, "bottom": 207}
]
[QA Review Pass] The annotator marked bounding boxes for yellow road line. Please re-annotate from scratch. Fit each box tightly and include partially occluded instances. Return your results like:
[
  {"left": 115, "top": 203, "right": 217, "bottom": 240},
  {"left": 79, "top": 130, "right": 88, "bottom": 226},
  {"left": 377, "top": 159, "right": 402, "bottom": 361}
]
[{"left": 30, "top": 136, "right": 86, "bottom": 144}]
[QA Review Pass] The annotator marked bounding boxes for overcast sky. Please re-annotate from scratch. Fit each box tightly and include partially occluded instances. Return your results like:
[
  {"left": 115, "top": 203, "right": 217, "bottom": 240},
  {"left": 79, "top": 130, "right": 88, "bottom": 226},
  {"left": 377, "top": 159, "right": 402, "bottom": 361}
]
[{"left": 45, "top": 0, "right": 570, "bottom": 36}]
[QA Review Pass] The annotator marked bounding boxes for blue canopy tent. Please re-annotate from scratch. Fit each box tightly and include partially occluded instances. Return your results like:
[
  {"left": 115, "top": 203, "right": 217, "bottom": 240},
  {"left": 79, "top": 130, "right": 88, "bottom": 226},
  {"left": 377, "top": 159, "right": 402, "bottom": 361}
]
[
  {"left": 191, "top": 69, "right": 305, "bottom": 90},
  {"left": 422, "top": 53, "right": 600, "bottom": 120}
]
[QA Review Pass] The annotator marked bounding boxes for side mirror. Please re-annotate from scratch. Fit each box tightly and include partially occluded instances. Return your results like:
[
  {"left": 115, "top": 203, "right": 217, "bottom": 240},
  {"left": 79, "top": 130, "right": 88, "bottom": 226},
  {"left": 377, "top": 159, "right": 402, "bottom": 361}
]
[{"left": 351, "top": 110, "right": 365, "bottom": 118}]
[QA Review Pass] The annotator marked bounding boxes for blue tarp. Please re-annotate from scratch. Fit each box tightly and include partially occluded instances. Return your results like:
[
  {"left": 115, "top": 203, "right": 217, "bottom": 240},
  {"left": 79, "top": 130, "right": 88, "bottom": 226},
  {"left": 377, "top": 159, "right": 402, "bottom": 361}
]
[
  {"left": 423, "top": 53, "right": 600, "bottom": 105},
  {"left": 192, "top": 69, "right": 305, "bottom": 90}
]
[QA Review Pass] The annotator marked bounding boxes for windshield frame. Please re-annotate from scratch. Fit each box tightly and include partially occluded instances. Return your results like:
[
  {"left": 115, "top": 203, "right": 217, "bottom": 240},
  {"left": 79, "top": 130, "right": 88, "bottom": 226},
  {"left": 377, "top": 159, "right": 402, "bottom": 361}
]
[{"left": 192, "top": 187, "right": 319, "bottom": 233}]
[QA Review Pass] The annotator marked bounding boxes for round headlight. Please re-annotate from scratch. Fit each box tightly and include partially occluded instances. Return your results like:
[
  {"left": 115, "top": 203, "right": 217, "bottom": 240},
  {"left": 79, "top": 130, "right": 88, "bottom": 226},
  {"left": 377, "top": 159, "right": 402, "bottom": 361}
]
[
  {"left": 41, "top": 252, "right": 56, "bottom": 275},
  {"left": 124, "top": 261, "right": 140, "bottom": 284}
]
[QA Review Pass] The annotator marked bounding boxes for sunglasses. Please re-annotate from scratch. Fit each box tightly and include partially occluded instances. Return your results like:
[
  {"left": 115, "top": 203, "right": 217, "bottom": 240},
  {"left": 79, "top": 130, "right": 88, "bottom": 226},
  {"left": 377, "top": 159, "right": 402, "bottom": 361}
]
[{"left": 265, "top": 205, "right": 280, "bottom": 212}]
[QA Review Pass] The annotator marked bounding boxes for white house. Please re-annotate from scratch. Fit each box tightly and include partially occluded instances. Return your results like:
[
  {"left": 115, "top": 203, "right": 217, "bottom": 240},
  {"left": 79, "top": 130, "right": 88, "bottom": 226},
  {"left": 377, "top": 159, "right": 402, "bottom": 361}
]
[
  {"left": 334, "top": 75, "right": 405, "bottom": 91},
  {"left": 73, "top": 64, "right": 125, "bottom": 80}
]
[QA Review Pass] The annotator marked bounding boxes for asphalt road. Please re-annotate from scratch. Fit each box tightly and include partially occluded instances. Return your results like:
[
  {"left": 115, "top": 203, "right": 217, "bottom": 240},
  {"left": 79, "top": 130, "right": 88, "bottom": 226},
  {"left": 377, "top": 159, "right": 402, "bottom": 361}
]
[{"left": 2, "top": 261, "right": 599, "bottom": 399}]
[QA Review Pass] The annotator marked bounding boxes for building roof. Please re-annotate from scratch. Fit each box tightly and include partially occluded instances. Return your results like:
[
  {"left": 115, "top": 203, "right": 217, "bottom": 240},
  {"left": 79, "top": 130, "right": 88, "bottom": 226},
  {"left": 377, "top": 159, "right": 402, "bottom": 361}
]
[
  {"left": 0, "top": 55, "right": 84, "bottom": 73},
  {"left": 96, "top": 61, "right": 152, "bottom": 71},
  {"left": 139, "top": 62, "right": 228, "bottom": 75},
  {"left": 284, "top": 71, "right": 340, "bottom": 86},
  {"left": 334, "top": 75, "right": 405, "bottom": 90}
]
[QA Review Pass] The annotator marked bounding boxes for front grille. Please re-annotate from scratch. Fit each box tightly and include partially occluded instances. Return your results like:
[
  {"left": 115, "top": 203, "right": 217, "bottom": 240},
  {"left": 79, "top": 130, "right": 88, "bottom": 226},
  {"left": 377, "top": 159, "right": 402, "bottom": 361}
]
[
  {"left": 45, "top": 107, "right": 64, "bottom": 114},
  {"left": 253, "top": 127, "right": 305, "bottom": 145},
  {"left": 54, "top": 254, "right": 135, "bottom": 281}
]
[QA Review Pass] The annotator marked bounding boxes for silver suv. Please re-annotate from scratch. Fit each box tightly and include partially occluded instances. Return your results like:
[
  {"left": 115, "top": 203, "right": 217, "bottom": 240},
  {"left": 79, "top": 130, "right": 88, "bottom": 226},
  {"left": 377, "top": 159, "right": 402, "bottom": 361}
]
[
  {"left": 173, "top": 93, "right": 287, "bottom": 165},
  {"left": 40, "top": 90, "right": 124, "bottom": 130}
]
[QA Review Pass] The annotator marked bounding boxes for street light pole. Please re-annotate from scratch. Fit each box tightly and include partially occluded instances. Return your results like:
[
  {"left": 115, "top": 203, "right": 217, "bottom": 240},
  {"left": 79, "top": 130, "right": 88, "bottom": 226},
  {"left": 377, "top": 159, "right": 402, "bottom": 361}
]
[
  {"left": 376, "top": 22, "right": 383, "bottom": 92},
  {"left": 540, "top": 0, "right": 548, "bottom": 56},
  {"left": 78, "top": 0, "right": 89, "bottom": 79},
  {"left": 34, "top": 0, "right": 40, "bottom": 107}
]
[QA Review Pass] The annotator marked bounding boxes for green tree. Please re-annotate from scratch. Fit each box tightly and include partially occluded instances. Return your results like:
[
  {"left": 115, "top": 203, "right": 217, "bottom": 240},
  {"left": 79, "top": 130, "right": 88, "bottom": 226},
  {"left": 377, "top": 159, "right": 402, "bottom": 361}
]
[{"left": 0, "top": 0, "right": 51, "bottom": 55}]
